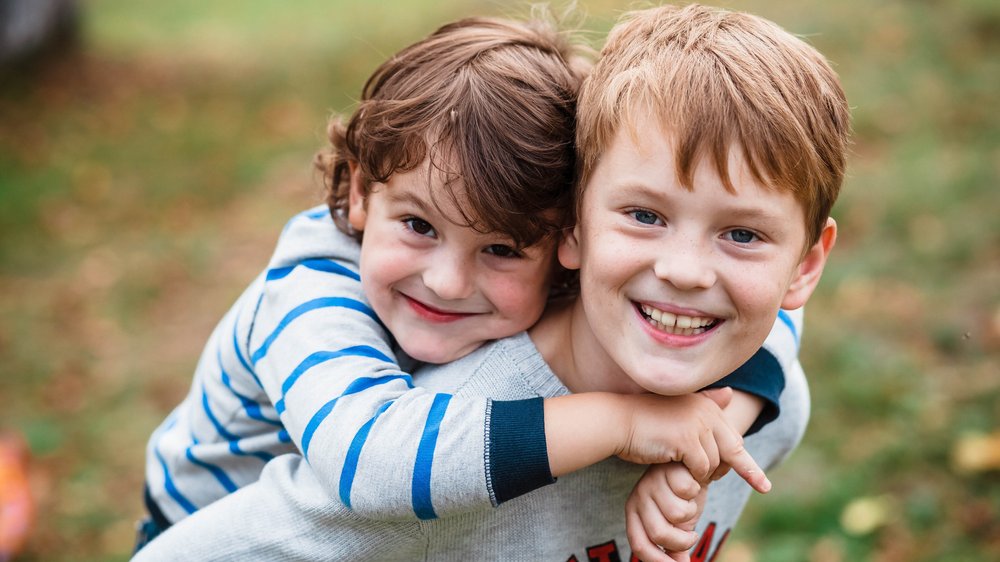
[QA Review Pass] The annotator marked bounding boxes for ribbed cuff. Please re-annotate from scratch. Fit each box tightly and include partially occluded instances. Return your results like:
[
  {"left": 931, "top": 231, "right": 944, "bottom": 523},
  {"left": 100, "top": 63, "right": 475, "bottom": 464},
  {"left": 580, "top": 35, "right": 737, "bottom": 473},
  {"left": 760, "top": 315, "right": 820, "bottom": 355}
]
[{"left": 487, "top": 398, "right": 555, "bottom": 505}]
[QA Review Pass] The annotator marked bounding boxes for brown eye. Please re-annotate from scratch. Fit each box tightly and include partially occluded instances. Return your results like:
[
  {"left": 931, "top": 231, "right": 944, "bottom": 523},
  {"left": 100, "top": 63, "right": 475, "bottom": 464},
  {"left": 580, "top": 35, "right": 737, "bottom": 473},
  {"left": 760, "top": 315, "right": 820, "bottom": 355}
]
[
  {"left": 404, "top": 218, "right": 435, "bottom": 236},
  {"left": 485, "top": 244, "right": 521, "bottom": 258}
]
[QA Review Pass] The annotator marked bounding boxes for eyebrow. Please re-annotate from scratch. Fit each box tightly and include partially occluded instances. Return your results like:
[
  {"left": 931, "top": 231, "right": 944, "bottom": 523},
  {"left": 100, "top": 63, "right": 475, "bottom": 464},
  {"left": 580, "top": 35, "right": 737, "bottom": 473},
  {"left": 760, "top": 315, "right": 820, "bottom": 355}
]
[
  {"left": 615, "top": 181, "right": 789, "bottom": 223},
  {"left": 384, "top": 188, "right": 433, "bottom": 213},
  {"left": 722, "top": 206, "right": 786, "bottom": 222}
]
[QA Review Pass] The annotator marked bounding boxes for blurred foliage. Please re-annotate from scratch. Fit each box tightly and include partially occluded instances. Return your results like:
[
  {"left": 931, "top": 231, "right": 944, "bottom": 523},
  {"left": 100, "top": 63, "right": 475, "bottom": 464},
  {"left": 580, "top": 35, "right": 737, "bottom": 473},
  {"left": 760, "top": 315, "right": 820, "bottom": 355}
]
[{"left": 0, "top": 0, "right": 997, "bottom": 560}]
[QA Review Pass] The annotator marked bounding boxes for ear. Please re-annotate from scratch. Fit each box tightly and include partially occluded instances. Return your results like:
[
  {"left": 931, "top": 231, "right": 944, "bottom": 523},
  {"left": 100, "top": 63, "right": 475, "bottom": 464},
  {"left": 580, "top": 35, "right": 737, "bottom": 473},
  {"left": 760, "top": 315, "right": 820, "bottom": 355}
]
[
  {"left": 781, "top": 218, "right": 837, "bottom": 310},
  {"left": 347, "top": 161, "right": 368, "bottom": 232},
  {"left": 557, "top": 224, "right": 583, "bottom": 270}
]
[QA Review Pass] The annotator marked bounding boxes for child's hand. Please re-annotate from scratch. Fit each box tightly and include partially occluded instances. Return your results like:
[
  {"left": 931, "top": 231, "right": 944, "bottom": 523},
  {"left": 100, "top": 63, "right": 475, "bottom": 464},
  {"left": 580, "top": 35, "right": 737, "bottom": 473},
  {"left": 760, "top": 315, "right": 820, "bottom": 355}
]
[
  {"left": 615, "top": 388, "right": 771, "bottom": 494},
  {"left": 625, "top": 462, "right": 706, "bottom": 562}
]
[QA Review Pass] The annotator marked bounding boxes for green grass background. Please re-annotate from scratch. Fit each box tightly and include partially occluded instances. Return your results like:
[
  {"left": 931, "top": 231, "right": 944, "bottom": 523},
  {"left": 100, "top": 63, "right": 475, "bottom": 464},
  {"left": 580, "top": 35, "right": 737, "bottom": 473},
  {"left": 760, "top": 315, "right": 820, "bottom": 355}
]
[{"left": 0, "top": 0, "right": 997, "bottom": 560}]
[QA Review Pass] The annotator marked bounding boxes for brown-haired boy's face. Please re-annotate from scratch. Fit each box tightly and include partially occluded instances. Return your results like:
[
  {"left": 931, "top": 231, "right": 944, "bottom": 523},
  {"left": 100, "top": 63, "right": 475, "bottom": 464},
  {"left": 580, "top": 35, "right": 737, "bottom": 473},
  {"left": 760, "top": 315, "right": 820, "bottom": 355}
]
[
  {"left": 559, "top": 122, "right": 834, "bottom": 395},
  {"left": 348, "top": 159, "right": 557, "bottom": 364}
]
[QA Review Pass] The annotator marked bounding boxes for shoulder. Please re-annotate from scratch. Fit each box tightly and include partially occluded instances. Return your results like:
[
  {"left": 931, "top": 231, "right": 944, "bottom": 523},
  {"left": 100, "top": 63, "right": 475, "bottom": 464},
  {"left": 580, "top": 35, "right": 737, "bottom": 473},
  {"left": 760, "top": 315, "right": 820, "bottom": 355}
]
[
  {"left": 268, "top": 206, "right": 361, "bottom": 269},
  {"left": 413, "top": 333, "right": 566, "bottom": 399},
  {"left": 744, "top": 359, "right": 810, "bottom": 470}
]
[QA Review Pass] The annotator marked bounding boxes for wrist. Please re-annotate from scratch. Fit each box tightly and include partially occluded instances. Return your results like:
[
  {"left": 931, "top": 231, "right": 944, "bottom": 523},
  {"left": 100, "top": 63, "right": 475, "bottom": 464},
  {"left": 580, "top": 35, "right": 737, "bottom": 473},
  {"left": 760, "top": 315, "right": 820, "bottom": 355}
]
[{"left": 544, "top": 392, "right": 629, "bottom": 477}]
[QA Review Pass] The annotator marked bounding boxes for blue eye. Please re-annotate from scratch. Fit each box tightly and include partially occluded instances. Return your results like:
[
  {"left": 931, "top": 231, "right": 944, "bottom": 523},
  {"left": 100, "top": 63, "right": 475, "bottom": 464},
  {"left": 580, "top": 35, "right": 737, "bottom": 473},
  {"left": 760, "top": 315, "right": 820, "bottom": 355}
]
[
  {"left": 630, "top": 209, "right": 662, "bottom": 225},
  {"left": 727, "top": 229, "right": 758, "bottom": 244},
  {"left": 404, "top": 218, "right": 435, "bottom": 237}
]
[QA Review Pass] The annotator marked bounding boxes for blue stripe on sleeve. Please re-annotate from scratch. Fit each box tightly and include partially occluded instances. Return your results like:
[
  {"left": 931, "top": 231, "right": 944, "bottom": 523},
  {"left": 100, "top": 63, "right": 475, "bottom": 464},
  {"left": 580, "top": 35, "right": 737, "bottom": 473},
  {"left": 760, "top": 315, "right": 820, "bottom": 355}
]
[
  {"left": 275, "top": 346, "right": 394, "bottom": 413},
  {"left": 250, "top": 297, "right": 378, "bottom": 365},
  {"left": 201, "top": 387, "right": 242, "bottom": 442},
  {"left": 266, "top": 259, "right": 361, "bottom": 283},
  {"left": 154, "top": 439, "right": 198, "bottom": 515},
  {"left": 241, "top": 291, "right": 268, "bottom": 391},
  {"left": 217, "top": 350, "right": 281, "bottom": 426},
  {"left": 231, "top": 309, "right": 257, "bottom": 381},
  {"left": 777, "top": 309, "right": 799, "bottom": 346},
  {"left": 227, "top": 440, "right": 274, "bottom": 463},
  {"left": 412, "top": 393, "right": 453, "bottom": 520},
  {"left": 185, "top": 444, "right": 238, "bottom": 494},
  {"left": 299, "top": 373, "right": 413, "bottom": 456},
  {"left": 302, "top": 259, "right": 361, "bottom": 281},
  {"left": 199, "top": 386, "right": 272, "bottom": 463},
  {"left": 265, "top": 266, "right": 296, "bottom": 281},
  {"left": 304, "top": 207, "right": 330, "bottom": 220},
  {"left": 339, "top": 401, "right": 394, "bottom": 509},
  {"left": 279, "top": 208, "right": 329, "bottom": 236}
]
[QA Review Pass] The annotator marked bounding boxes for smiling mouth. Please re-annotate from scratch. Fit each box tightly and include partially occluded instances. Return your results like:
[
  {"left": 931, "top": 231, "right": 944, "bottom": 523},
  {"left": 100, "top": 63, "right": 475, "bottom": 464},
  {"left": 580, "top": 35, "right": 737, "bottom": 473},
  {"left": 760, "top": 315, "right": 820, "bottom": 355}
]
[
  {"left": 403, "top": 294, "right": 478, "bottom": 322},
  {"left": 638, "top": 303, "right": 721, "bottom": 336}
]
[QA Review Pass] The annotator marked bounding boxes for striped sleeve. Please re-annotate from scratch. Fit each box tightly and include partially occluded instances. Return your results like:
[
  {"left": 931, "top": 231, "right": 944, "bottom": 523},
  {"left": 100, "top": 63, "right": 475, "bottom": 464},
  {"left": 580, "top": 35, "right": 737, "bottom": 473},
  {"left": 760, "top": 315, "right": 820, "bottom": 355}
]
[
  {"left": 246, "top": 213, "right": 548, "bottom": 519},
  {"left": 706, "top": 307, "right": 804, "bottom": 435}
]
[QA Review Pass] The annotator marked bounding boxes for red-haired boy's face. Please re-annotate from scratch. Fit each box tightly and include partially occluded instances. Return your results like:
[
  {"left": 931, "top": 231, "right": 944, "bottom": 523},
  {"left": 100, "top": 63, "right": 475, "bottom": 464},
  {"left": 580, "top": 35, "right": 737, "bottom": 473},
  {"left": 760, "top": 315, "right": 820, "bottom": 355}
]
[{"left": 559, "top": 122, "right": 834, "bottom": 395}]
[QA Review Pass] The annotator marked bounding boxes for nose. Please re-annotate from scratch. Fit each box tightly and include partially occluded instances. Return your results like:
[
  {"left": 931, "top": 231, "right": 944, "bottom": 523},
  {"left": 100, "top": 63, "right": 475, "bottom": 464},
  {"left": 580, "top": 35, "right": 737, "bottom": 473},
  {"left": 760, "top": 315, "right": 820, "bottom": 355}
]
[
  {"left": 422, "top": 251, "right": 476, "bottom": 301},
  {"left": 652, "top": 235, "right": 717, "bottom": 291}
]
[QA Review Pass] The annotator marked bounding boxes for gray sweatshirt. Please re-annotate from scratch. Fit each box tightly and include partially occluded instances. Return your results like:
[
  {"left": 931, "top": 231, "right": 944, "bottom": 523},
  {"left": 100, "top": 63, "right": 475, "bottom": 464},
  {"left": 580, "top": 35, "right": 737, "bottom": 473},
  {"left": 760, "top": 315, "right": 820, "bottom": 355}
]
[{"left": 134, "top": 331, "right": 809, "bottom": 561}]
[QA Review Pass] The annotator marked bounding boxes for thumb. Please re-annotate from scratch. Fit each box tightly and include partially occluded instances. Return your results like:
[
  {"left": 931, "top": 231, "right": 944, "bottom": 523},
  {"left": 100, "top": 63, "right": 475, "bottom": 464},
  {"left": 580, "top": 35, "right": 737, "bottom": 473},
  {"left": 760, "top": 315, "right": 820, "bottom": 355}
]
[{"left": 699, "top": 386, "right": 733, "bottom": 409}]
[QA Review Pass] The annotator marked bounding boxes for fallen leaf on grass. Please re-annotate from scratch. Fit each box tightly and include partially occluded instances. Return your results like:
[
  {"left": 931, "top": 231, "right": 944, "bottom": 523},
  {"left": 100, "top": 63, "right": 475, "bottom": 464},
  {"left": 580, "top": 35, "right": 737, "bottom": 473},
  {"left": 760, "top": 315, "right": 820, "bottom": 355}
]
[
  {"left": 841, "top": 495, "right": 894, "bottom": 536},
  {"left": 951, "top": 431, "right": 1000, "bottom": 473}
]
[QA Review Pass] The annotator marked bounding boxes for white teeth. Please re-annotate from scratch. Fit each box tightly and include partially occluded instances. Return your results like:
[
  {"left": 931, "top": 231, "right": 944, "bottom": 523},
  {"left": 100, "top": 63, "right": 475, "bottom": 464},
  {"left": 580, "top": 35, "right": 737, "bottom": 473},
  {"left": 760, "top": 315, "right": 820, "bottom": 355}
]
[
  {"left": 660, "top": 311, "right": 676, "bottom": 327},
  {"left": 639, "top": 304, "right": 717, "bottom": 335}
]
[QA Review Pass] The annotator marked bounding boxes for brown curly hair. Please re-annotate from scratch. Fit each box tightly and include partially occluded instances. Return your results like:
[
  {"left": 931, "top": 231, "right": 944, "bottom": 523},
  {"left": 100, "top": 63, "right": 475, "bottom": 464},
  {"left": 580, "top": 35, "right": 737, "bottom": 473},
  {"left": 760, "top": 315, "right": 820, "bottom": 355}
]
[{"left": 315, "top": 12, "right": 591, "bottom": 250}]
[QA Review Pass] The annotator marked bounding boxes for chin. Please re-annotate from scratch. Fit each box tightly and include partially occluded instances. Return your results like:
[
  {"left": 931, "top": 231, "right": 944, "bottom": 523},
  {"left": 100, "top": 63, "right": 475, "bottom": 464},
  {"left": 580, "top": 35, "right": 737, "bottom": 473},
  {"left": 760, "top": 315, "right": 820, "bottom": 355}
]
[
  {"left": 401, "top": 344, "right": 464, "bottom": 365},
  {"left": 632, "top": 372, "right": 703, "bottom": 397}
]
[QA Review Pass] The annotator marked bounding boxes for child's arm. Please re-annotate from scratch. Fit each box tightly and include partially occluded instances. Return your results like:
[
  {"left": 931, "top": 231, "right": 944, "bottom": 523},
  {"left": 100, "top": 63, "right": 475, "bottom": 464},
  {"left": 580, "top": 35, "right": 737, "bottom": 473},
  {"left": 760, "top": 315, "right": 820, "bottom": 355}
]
[
  {"left": 624, "top": 310, "right": 805, "bottom": 560},
  {"left": 544, "top": 389, "right": 770, "bottom": 493}
]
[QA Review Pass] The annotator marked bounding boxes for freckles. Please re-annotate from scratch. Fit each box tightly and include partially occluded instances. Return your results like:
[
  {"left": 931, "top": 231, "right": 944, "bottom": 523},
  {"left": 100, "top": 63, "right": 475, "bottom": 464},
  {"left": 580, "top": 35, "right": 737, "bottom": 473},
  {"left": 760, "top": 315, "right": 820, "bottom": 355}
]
[
  {"left": 590, "top": 242, "right": 633, "bottom": 273},
  {"left": 738, "top": 282, "right": 785, "bottom": 315}
]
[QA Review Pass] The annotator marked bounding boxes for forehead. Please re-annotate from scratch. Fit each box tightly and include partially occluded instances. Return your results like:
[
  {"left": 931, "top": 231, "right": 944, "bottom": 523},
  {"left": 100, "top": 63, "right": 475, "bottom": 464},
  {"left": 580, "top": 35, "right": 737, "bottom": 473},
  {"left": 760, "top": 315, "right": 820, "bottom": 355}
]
[
  {"left": 586, "top": 123, "right": 805, "bottom": 220},
  {"left": 588, "top": 121, "right": 718, "bottom": 188},
  {"left": 379, "top": 159, "right": 473, "bottom": 221}
]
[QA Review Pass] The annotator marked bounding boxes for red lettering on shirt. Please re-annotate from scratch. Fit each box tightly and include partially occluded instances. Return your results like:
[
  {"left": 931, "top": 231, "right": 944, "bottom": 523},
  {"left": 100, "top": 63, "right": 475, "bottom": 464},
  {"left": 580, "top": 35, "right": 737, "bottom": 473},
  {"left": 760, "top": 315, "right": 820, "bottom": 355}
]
[
  {"left": 707, "top": 528, "right": 729, "bottom": 562},
  {"left": 574, "top": 521, "right": 729, "bottom": 562},
  {"left": 587, "top": 540, "right": 622, "bottom": 562},
  {"left": 691, "top": 522, "right": 716, "bottom": 561}
]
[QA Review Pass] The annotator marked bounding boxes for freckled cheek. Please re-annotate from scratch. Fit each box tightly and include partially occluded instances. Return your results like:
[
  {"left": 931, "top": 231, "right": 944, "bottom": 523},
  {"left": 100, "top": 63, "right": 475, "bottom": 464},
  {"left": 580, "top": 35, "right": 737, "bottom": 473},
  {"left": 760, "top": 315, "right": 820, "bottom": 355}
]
[
  {"left": 725, "top": 270, "right": 785, "bottom": 318},
  {"left": 588, "top": 240, "right": 641, "bottom": 288}
]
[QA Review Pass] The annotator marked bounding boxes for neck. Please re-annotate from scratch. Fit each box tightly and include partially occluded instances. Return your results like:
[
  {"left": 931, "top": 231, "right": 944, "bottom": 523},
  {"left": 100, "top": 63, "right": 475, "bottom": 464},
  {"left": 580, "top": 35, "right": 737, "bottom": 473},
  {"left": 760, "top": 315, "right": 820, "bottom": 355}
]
[{"left": 528, "top": 297, "right": 645, "bottom": 394}]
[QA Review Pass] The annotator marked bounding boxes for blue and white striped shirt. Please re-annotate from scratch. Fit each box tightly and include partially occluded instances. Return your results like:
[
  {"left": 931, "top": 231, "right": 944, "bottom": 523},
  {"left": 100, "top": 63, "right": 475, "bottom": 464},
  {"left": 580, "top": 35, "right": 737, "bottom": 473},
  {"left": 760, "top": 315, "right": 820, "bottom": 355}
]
[{"left": 145, "top": 207, "right": 557, "bottom": 525}]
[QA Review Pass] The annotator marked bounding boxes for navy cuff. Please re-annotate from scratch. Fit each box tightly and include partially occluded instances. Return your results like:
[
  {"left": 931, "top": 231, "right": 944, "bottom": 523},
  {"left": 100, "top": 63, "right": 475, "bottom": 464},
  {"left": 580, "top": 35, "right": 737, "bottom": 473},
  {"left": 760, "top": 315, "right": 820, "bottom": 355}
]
[
  {"left": 705, "top": 347, "right": 784, "bottom": 436},
  {"left": 487, "top": 398, "right": 555, "bottom": 505},
  {"left": 143, "top": 484, "right": 173, "bottom": 530}
]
